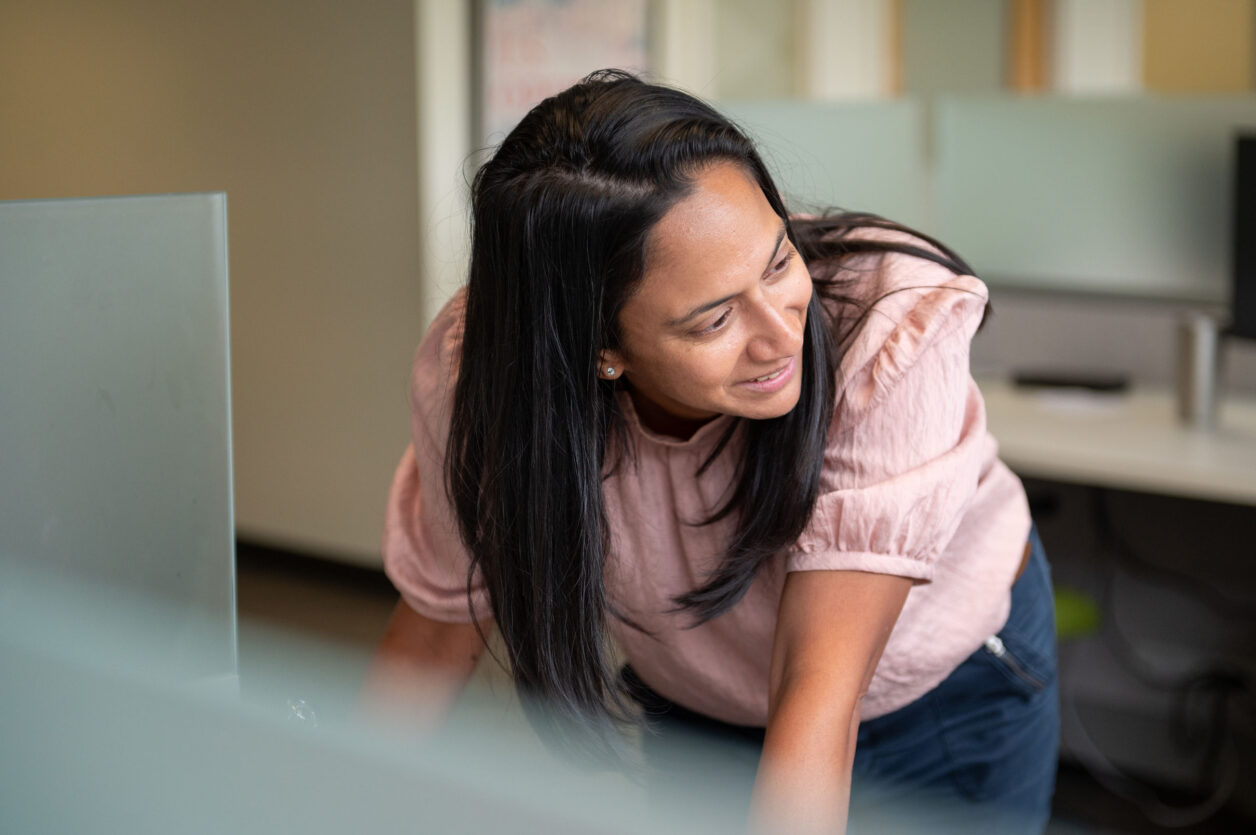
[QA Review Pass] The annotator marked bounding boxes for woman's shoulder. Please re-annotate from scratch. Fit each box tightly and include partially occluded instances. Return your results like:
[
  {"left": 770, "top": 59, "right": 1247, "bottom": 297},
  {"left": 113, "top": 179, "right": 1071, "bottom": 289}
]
[
  {"left": 854, "top": 226, "right": 986, "bottom": 318},
  {"left": 812, "top": 222, "right": 989, "bottom": 408},
  {"left": 807, "top": 220, "right": 981, "bottom": 299},
  {"left": 408, "top": 288, "right": 468, "bottom": 437}
]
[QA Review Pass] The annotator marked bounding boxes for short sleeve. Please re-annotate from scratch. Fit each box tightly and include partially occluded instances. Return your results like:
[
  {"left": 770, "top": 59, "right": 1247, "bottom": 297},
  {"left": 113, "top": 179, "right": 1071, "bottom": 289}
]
[
  {"left": 788, "top": 261, "right": 991, "bottom": 582},
  {"left": 381, "top": 291, "right": 492, "bottom": 623}
]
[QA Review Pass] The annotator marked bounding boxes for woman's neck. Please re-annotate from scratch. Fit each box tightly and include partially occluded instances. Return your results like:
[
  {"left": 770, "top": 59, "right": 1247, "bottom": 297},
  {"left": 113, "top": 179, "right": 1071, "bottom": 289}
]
[{"left": 625, "top": 384, "right": 719, "bottom": 440}]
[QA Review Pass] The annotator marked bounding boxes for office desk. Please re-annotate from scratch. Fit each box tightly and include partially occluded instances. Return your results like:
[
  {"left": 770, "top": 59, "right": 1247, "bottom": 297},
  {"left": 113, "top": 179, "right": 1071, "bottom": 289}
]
[
  {"left": 978, "top": 379, "right": 1256, "bottom": 507},
  {"left": 980, "top": 380, "right": 1256, "bottom": 798}
]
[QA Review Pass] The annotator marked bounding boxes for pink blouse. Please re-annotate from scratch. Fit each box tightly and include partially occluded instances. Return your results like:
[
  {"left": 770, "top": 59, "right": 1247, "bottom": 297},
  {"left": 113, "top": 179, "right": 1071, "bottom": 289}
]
[{"left": 382, "top": 232, "right": 1032, "bottom": 724}]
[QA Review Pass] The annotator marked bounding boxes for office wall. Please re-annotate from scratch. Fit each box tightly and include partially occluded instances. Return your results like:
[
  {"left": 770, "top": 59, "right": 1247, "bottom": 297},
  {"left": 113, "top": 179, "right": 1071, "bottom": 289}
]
[
  {"left": 901, "top": 0, "right": 1005, "bottom": 95},
  {"left": 0, "top": 0, "right": 422, "bottom": 565},
  {"left": 1144, "top": 0, "right": 1254, "bottom": 92},
  {"left": 714, "top": 0, "right": 796, "bottom": 99}
]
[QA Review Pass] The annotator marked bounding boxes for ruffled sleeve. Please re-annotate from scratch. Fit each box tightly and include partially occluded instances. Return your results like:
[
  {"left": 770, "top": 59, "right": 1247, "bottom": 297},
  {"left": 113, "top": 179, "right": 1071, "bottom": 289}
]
[
  {"left": 381, "top": 291, "right": 491, "bottom": 623},
  {"left": 788, "top": 256, "right": 991, "bottom": 582}
]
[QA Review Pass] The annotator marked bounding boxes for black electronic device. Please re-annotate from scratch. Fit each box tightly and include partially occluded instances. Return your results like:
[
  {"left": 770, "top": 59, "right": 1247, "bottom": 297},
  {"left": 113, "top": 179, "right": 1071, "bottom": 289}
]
[
  {"left": 1011, "top": 370, "right": 1130, "bottom": 393},
  {"left": 1232, "top": 133, "right": 1256, "bottom": 340}
]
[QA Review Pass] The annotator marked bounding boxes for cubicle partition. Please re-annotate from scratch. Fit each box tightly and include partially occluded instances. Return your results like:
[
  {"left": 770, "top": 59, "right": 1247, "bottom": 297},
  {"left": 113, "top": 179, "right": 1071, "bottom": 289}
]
[
  {"left": 722, "top": 93, "right": 1256, "bottom": 308},
  {"left": 721, "top": 99, "right": 930, "bottom": 231},
  {"left": 935, "top": 95, "right": 1256, "bottom": 304}
]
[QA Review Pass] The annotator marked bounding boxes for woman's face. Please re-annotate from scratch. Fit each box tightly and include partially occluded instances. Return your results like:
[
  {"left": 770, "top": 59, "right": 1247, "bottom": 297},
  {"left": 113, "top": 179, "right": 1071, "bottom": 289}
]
[{"left": 601, "top": 161, "right": 813, "bottom": 438}]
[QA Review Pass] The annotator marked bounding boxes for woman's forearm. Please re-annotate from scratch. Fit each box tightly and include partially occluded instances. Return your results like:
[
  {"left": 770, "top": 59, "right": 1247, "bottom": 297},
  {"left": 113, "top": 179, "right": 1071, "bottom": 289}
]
[
  {"left": 753, "top": 570, "right": 912, "bottom": 832},
  {"left": 358, "top": 599, "right": 490, "bottom": 730},
  {"left": 749, "top": 683, "right": 861, "bottom": 834}
]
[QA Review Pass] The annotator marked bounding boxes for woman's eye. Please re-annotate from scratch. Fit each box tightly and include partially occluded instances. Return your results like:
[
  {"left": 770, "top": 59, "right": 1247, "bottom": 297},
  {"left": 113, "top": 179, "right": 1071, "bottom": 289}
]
[
  {"left": 697, "top": 309, "right": 732, "bottom": 335},
  {"left": 771, "top": 247, "right": 795, "bottom": 275}
]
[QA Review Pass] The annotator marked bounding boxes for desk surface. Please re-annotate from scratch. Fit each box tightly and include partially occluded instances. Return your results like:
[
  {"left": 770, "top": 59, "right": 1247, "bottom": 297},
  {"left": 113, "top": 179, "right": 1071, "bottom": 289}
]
[{"left": 978, "top": 379, "right": 1256, "bottom": 506}]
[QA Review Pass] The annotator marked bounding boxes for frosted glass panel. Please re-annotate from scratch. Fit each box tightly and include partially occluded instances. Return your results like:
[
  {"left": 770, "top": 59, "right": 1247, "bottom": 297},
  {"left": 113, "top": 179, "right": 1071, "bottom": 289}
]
[
  {"left": 0, "top": 193, "right": 236, "bottom": 679},
  {"left": 720, "top": 99, "right": 931, "bottom": 231},
  {"left": 935, "top": 95, "right": 1256, "bottom": 302}
]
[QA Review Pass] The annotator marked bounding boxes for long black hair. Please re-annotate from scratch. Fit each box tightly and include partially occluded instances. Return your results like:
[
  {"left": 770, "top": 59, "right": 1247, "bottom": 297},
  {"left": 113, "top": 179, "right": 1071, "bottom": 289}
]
[{"left": 446, "top": 70, "right": 976, "bottom": 757}]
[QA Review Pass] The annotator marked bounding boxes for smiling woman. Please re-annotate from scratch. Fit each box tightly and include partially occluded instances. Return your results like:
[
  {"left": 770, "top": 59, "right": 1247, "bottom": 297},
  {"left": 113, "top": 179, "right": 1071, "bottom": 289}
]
[
  {"left": 365, "top": 70, "right": 1058, "bottom": 834},
  {"left": 601, "top": 162, "right": 812, "bottom": 433}
]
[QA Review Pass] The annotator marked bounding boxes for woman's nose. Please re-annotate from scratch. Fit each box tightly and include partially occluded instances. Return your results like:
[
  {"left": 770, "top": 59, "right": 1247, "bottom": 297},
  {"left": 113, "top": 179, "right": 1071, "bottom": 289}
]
[{"left": 746, "top": 297, "right": 804, "bottom": 362}]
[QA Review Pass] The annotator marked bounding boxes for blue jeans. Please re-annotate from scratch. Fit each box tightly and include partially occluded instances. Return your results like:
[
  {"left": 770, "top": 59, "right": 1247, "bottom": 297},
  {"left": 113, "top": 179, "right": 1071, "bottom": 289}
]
[{"left": 624, "top": 527, "right": 1060, "bottom": 833}]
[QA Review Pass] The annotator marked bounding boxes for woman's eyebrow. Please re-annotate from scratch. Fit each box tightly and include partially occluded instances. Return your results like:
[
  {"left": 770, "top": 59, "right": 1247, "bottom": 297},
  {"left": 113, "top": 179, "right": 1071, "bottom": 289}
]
[{"left": 667, "top": 222, "right": 788, "bottom": 328}]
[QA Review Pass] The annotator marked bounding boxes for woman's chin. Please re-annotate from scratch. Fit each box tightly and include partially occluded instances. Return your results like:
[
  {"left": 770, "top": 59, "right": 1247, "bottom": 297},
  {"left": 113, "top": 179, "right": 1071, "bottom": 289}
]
[{"left": 730, "top": 386, "right": 803, "bottom": 421}]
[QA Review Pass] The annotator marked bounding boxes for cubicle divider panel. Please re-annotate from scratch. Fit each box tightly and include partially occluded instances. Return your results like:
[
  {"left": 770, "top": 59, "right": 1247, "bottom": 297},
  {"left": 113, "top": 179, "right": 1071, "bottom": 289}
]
[
  {"left": 934, "top": 95, "right": 1256, "bottom": 303},
  {"left": 719, "top": 99, "right": 931, "bottom": 233}
]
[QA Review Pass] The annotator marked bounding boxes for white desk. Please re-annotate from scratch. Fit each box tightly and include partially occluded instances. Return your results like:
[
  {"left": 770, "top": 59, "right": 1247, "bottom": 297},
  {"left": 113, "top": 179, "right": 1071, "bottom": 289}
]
[
  {"left": 982, "top": 380, "right": 1256, "bottom": 795},
  {"left": 978, "top": 379, "right": 1256, "bottom": 507}
]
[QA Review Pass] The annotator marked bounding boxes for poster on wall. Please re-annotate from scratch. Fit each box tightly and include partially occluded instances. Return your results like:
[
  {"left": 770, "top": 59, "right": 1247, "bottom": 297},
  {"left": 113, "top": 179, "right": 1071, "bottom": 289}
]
[{"left": 479, "top": 0, "right": 650, "bottom": 145}]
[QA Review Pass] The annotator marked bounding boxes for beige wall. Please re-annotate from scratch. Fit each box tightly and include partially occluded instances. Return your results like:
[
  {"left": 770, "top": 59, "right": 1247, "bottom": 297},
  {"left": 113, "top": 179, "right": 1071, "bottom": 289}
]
[
  {"left": 1144, "top": 0, "right": 1254, "bottom": 92},
  {"left": 0, "top": 0, "right": 423, "bottom": 565},
  {"left": 714, "top": 0, "right": 798, "bottom": 98}
]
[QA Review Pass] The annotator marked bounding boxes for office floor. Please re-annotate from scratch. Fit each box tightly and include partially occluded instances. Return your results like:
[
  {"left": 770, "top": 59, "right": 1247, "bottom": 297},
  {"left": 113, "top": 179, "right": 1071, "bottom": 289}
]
[{"left": 235, "top": 541, "right": 1251, "bottom": 834}]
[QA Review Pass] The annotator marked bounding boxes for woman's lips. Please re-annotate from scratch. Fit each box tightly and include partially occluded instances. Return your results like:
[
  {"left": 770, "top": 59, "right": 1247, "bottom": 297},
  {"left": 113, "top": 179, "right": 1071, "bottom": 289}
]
[{"left": 738, "top": 355, "right": 796, "bottom": 393}]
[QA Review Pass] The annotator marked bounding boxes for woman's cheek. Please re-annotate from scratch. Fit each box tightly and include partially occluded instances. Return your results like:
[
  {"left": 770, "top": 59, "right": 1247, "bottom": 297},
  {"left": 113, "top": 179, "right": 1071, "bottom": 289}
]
[
  {"left": 705, "top": 340, "right": 746, "bottom": 385},
  {"left": 790, "top": 263, "right": 814, "bottom": 307}
]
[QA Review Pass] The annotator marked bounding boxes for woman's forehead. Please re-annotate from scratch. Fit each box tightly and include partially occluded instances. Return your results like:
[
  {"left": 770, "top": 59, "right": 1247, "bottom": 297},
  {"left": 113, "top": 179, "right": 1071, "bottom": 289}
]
[{"left": 637, "top": 162, "right": 784, "bottom": 312}]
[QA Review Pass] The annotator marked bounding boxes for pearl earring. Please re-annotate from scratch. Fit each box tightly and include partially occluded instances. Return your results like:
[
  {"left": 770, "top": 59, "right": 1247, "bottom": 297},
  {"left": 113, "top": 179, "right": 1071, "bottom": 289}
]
[{"left": 605, "top": 366, "right": 616, "bottom": 377}]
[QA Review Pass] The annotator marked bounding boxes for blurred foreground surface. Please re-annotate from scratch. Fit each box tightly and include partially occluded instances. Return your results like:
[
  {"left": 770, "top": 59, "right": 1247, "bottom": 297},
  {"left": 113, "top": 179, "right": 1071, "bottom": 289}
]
[{"left": 0, "top": 561, "right": 730, "bottom": 834}]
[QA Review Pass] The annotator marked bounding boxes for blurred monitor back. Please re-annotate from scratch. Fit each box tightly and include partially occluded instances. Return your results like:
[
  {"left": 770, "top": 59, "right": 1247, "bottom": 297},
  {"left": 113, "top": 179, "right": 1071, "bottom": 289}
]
[{"left": 0, "top": 193, "right": 236, "bottom": 682}]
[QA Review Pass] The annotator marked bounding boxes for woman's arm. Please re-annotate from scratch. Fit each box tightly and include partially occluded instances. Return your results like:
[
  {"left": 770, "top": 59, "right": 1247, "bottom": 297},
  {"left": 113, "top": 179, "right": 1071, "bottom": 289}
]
[
  {"left": 749, "top": 570, "right": 912, "bottom": 834},
  {"left": 359, "top": 598, "right": 493, "bottom": 731}
]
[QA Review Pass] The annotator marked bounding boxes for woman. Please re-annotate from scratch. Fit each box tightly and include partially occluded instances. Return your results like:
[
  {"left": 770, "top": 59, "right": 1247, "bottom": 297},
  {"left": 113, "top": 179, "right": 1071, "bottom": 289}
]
[{"left": 365, "top": 70, "right": 1059, "bottom": 833}]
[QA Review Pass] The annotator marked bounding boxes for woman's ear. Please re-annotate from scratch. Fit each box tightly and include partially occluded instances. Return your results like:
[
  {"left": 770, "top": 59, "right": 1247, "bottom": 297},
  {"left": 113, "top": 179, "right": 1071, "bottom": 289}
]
[{"left": 597, "top": 350, "right": 627, "bottom": 380}]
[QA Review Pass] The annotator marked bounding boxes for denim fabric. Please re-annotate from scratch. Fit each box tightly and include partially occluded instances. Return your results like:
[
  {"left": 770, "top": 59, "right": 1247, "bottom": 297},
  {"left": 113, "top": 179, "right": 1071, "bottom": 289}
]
[{"left": 624, "top": 527, "right": 1060, "bottom": 834}]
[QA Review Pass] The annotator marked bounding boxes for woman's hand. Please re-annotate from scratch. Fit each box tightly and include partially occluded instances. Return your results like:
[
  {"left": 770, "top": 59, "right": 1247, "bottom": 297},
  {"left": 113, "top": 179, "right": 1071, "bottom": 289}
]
[
  {"left": 358, "top": 598, "right": 492, "bottom": 732},
  {"left": 750, "top": 570, "right": 913, "bottom": 833}
]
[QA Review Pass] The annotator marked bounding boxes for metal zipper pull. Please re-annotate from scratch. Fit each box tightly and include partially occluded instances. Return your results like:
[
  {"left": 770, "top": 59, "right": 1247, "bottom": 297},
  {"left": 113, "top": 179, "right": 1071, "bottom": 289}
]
[{"left": 983, "top": 634, "right": 1045, "bottom": 690}]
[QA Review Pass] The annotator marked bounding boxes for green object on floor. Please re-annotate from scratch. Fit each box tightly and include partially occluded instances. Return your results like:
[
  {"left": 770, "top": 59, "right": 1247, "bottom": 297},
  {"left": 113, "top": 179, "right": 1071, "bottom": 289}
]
[{"left": 1054, "top": 585, "right": 1101, "bottom": 640}]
